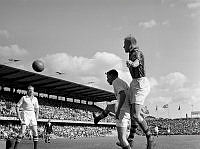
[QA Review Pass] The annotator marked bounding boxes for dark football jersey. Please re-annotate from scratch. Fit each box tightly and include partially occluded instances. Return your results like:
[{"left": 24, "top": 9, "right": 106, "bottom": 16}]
[{"left": 129, "top": 48, "right": 146, "bottom": 78}]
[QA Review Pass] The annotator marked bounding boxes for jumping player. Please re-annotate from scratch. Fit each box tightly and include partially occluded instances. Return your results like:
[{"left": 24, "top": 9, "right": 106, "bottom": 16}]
[
  {"left": 123, "top": 35, "right": 154, "bottom": 149},
  {"left": 14, "top": 85, "right": 39, "bottom": 149},
  {"left": 44, "top": 119, "right": 53, "bottom": 143},
  {"left": 93, "top": 69, "right": 131, "bottom": 149}
]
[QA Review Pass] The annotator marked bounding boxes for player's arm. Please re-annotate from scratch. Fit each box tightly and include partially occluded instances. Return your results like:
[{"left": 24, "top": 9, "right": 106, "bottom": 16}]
[
  {"left": 116, "top": 90, "right": 126, "bottom": 119},
  {"left": 34, "top": 98, "right": 39, "bottom": 120},
  {"left": 35, "top": 108, "right": 39, "bottom": 120},
  {"left": 126, "top": 59, "right": 139, "bottom": 68},
  {"left": 126, "top": 50, "right": 141, "bottom": 68},
  {"left": 16, "top": 97, "right": 23, "bottom": 120}
]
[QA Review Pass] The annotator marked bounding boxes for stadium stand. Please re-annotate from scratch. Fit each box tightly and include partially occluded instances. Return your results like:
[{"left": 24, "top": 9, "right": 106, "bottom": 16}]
[
  {"left": 1, "top": 64, "right": 200, "bottom": 140},
  {"left": 0, "top": 64, "right": 116, "bottom": 140}
]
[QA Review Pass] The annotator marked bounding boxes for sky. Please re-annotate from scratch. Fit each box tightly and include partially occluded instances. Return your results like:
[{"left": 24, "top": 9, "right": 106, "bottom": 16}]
[{"left": 0, "top": 0, "right": 200, "bottom": 119}]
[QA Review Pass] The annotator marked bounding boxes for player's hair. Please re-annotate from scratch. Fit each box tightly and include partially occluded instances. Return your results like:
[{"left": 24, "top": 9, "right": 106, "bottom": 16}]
[
  {"left": 124, "top": 35, "right": 137, "bottom": 45},
  {"left": 28, "top": 85, "right": 34, "bottom": 90},
  {"left": 106, "top": 69, "right": 118, "bottom": 77}
]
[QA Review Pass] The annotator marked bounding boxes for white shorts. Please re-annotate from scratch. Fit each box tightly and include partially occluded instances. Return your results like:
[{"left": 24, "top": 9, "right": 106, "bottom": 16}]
[
  {"left": 116, "top": 110, "right": 130, "bottom": 128},
  {"left": 20, "top": 111, "right": 37, "bottom": 126},
  {"left": 129, "top": 77, "right": 150, "bottom": 105}
]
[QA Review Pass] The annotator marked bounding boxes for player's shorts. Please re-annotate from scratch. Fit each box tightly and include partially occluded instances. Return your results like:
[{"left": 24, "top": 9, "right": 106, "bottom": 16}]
[
  {"left": 116, "top": 110, "right": 130, "bottom": 128},
  {"left": 129, "top": 77, "right": 150, "bottom": 105},
  {"left": 20, "top": 111, "right": 37, "bottom": 126}
]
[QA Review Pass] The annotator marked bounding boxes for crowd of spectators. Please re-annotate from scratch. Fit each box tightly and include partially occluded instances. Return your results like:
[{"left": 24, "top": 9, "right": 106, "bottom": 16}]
[
  {"left": 0, "top": 91, "right": 116, "bottom": 140},
  {"left": 0, "top": 123, "right": 114, "bottom": 140},
  {"left": 53, "top": 125, "right": 113, "bottom": 138},
  {"left": 0, "top": 123, "right": 19, "bottom": 139},
  {"left": 1, "top": 91, "right": 200, "bottom": 140},
  {"left": 0, "top": 91, "right": 116, "bottom": 123},
  {"left": 147, "top": 118, "right": 200, "bottom": 135}
]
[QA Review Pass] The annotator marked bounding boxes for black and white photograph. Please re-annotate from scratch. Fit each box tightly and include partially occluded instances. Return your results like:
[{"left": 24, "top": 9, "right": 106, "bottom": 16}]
[{"left": 0, "top": 0, "right": 200, "bottom": 149}]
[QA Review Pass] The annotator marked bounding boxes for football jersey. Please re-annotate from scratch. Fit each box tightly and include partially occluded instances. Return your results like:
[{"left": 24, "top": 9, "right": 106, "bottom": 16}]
[
  {"left": 17, "top": 95, "right": 39, "bottom": 111},
  {"left": 112, "top": 77, "right": 130, "bottom": 113},
  {"left": 129, "top": 48, "right": 146, "bottom": 78}
]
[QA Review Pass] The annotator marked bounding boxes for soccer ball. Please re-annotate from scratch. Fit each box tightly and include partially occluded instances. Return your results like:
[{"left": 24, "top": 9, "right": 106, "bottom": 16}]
[{"left": 32, "top": 60, "right": 44, "bottom": 72}]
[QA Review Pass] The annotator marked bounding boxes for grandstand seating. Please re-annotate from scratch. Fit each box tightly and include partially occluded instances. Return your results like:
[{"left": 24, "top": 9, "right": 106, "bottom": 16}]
[
  {"left": 0, "top": 91, "right": 116, "bottom": 139},
  {"left": 1, "top": 90, "right": 200, "bottom": 139}
]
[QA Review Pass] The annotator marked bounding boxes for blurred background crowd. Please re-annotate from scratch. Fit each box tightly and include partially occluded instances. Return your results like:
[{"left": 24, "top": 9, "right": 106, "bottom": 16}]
[{"left": 1, "top": 91, "right": 200, "bottom": 140}]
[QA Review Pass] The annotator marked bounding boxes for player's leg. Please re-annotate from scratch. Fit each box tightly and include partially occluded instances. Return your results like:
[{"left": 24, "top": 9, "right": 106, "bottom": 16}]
[
  {"left": 93, "top": 110, "right": 109, "bottom": 124},
  {"left": 29, "top": 129, "right": 33, "bottom": 140},
  {"left": 45, "top": 132, "right": 49, "bottom": 143},
  {"left": 116, "top": 119, "right": 136, "bottom": 147},
  {"left": 31, "top": 111, "right": 39, "bottom": 149},
  {"left": 117, "top": 127, "right": 131, "bottom": 149},
  {"left": 131, "top": 103, "right": 154, "bottom": 149},
  {"left": 127, "top": 118, "right": 138, "bottom": 147},
  {"left": 93, "top": 104, "right": 115, "bottom": 124},
  {"left": 44, "top": 133, "right": 47, "bottom": 143},
  {"left": 47, "top": 133, "right": 51, "bottom": 143},
  {"left": 14, "top": 124, "right": 26, "bottom": 149},
  {"left": 127, "top": 80, "right": 139, "bottom": 144},
  {"left": 31, "top": 125, "right": 38, "bottom": 149},
  {"left": 116, "top": 112, "right": 131, "bottom": 149}
]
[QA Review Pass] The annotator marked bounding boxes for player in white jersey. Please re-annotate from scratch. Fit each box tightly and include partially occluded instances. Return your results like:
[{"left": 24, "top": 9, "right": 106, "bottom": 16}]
[
  {"left": 93, "top": 69, "right": 131, "bottom": 149},
  {"left": 14, "top": 85, "right": 39, "bottom": 149}
]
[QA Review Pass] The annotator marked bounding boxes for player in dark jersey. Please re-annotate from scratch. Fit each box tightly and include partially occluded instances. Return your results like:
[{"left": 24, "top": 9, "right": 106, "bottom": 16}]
[
  {"left": 44, "top": 119, "right": 53, "bottom": 143},
  {"left": 123, "top": 35, "right": 155, "bottom": 149}
]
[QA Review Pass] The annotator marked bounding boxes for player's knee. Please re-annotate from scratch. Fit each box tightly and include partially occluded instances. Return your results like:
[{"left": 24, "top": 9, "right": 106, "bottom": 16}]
[
  {"left": 32, "top": 131, "right": 38, "bottom": 137},
  {"left": 33, "top": 136, "right": 38, "bottom": 142},
  {"left": 132, "top": 114, "right": 143, "bottom": 122},
  {"left": 32, "top": 128, "right": 38, "bottom": 136}
]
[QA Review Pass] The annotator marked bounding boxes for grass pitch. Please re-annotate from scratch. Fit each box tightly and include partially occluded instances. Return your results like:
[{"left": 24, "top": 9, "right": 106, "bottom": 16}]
[{"left": 1, "top": 135, "right": 200, "bottom": 149}]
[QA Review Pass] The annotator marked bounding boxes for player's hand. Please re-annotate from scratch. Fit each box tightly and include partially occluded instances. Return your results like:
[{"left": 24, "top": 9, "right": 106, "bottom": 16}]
[{"left": 126, "top": 60, "right": 133, "bottom": 68}]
